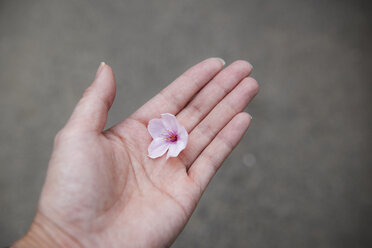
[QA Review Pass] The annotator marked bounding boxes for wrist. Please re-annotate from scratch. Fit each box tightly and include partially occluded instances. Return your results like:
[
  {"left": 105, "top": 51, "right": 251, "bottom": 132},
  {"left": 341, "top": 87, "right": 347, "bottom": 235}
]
[{"left": 12, "top": 211, "right": 82, "bottom": 248}]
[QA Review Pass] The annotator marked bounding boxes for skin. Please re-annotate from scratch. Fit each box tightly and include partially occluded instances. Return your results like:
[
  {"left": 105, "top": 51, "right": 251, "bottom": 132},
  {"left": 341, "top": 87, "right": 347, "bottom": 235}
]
[{"left": 13, "top": 58, "right": 258, "bottom": 248}]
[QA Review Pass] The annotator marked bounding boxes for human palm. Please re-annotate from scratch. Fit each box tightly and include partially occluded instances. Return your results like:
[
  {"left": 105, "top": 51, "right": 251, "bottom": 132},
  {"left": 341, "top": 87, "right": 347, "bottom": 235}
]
[{"left": 14, "top": 58, "right": 258, "bottom": 248}]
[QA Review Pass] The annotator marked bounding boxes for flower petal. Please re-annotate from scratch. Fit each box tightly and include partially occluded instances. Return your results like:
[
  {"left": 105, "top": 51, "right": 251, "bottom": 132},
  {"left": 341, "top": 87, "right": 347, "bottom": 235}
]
[
  {"left": 161, "top": 113, "right": 179, "bottom": 133},
  {"left": 166, "top": 133, "right": 188, "bottom": 160},
  {"left": 177, "top": 125, "right": 189, "bottom": 145},
  {"left": 148, "top": 138, "right": 170, "bottom": 159},
  {"left": 166, "top": 143, "right": 184, "bottom": 159},
  {"left": 148, "top": 118, "right": 166, "bottom": 138}
]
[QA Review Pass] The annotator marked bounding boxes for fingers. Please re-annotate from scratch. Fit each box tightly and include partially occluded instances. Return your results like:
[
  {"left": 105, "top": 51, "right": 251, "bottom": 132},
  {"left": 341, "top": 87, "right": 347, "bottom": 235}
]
[
  {"left": 66, "top": 63, "right": 116, "bottom": 132},
  {"left": 177, "top": 60, "right": 253, "bottom": 132},
  {"left": 178, "top": 77, "right": 258, "bottom": 168},
  {"left": 188, "top": 112, "right": 252, "bottom": 192},
  {"left": 130, "top": 58, "right": 225, "bottom": 124}
]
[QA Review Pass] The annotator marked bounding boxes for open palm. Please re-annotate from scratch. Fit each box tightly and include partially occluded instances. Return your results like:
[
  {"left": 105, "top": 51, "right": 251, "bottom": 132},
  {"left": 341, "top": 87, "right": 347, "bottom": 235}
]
[{"left": 15, "top": 58, "right": 258, "bottom": 248}]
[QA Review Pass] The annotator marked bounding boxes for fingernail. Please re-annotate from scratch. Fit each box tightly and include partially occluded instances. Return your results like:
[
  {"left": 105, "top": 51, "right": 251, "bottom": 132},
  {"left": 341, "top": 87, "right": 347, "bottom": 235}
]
[
  {"left": 247, "top": 62, "right": 253, "bottom": 70},
  {"left": 95, "top": 62, "right": 106, "bottom": 79},
  {"left": 216, "top": 57, "right": 226, "bottom": 66}
]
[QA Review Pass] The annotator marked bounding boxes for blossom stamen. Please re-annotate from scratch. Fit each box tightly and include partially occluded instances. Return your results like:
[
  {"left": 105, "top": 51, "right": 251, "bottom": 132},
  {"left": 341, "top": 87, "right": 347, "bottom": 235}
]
[{"left": 165, "top": 131, "right": 178, "bottom": 143}]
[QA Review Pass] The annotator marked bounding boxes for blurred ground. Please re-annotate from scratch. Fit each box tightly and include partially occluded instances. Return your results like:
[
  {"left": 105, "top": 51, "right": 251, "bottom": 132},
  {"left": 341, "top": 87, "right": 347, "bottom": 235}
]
[{"left": 0, "top": 0, "right": 371, "bottom": 247}]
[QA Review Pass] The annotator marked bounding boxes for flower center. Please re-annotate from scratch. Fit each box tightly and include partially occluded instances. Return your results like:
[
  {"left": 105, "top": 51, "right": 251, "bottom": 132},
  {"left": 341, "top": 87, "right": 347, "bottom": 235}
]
[{"left": 165, "top": 131, "right": 178, "bottom": 143}]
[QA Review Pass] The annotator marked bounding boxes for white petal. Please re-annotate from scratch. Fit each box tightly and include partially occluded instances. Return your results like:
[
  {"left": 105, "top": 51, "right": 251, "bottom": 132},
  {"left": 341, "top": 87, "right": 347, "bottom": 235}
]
[
  {"left": 161, "top": 113, "right": 179, "bottom": 132},
  {"left": 148, "top": 118, "right": 166, "bottom": 138},
  {"left": 177, "top": 126, "right": 189, "bottom": 145},
  {"left": 166, "top": 139, "right": 187, "bottom": 160},
  {"left": 148, "top": 138, "right": 169, "bottom": 159}
]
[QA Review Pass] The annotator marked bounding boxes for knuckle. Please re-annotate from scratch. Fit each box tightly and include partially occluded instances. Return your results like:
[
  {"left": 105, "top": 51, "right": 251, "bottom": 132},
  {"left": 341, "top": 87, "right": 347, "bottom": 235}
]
[
  {"left": 201, "top": 152, "right": 219, "bottom": 171},
  {"left": 82, "top": 86, "right": 93, "bottom": 99},
  {"left": 218, "top": 134, "right": 234, "bottom": 150},
  {"left": 54, "top": 128, "right": 67, "bottom": 144},
  {"left": 198, "top": 121, "right": 215, "bottom": 141},
  {"left": 53, "top": 128, "right": 77, "bottom": 145},
  {"left": 189, "top": 102, "right": 203, "bottom": 117},
  {"left": 216, "top": 81, "right": 230, "bottom": 95}
]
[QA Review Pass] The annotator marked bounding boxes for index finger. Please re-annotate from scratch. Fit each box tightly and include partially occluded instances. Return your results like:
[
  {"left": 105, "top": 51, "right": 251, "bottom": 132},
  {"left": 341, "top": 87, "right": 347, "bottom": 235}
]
[{"left": 130, "top": 58, "right": 225, "bottom": 124}]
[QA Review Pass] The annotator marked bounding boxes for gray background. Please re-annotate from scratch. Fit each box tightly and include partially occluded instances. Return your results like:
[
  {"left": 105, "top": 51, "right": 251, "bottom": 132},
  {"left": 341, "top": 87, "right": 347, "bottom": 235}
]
[{"left": 1, "top": 0, "right": 371, "bottom": 247}]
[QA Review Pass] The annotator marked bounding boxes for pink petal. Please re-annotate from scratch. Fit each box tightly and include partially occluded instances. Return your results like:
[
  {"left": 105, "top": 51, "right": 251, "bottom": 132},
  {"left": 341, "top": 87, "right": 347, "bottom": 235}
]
[
  {"left": 177, "top": 126, "right": 189, "bottom": 145},
  {"left": 148, "top": 118, "right": 165, "bottom": 139},
  {"left": 161, "top": 113, "right": 179, "bottom": 132},
  {"left": 166, "top": 127, "right": 188, "bottom": 159},
  {"left": 166, "top": 144, "right": 180, "bottom": 159},
  {"left": 148, "top": 138, "right": 170, "bottom": 159}
]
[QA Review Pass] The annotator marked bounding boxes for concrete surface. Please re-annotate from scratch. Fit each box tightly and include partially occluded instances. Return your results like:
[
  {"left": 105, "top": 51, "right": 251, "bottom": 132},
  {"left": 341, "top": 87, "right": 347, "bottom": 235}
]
[{"left": 1, "top": 0, "right": 371, "bottom": 247}]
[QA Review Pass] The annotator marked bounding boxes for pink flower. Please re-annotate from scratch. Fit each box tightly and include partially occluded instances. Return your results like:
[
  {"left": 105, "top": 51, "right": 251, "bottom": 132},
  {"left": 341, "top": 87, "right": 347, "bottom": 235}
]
[{"left": 147, "top": 113, "right": 188, "bottom": 159}]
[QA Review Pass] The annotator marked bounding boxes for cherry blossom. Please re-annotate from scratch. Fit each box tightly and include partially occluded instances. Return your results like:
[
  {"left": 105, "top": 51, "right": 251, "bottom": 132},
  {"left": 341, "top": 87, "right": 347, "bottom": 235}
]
[{"left": 147, "top": 113, "right": 188, "bottom": 159}]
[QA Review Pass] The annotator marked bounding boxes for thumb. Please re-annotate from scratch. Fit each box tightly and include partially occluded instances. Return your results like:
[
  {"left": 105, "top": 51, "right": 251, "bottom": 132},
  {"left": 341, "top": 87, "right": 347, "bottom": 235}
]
[{"left": 66, "top": 62, "right": 116, "bottom": 132}]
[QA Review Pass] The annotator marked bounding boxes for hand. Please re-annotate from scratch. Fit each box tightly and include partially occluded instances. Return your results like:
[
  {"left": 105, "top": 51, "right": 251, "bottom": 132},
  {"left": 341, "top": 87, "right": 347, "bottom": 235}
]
[{"left": 13, "top": 58, "right": 258, "bottom": 248}]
